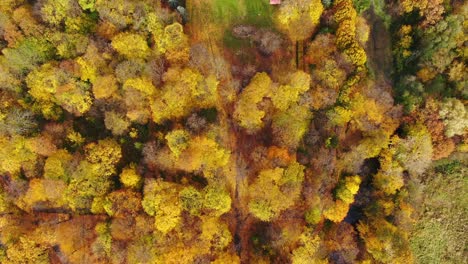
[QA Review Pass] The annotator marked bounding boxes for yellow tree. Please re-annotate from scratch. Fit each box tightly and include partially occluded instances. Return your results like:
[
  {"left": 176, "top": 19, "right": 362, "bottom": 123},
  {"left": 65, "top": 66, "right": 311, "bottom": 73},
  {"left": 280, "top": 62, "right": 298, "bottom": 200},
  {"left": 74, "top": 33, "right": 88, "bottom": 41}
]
[
  {"left": 150, "top": 67, "right": 218, "bottom": 124},
  {"left": 165, "top": 129, "right": 190, "bottom": 158},
  {"left": 158, "top": 23, "right": 190, "bottom": 65},
  {"left": 103, "top": 190, "right": 142, "bottom": 217},
  {"left": 324, "top": 175, "right": 361, "bottom": 223},
  {"left": 43, "top": 149, "right": 73, "bottom": 181},
  {"left": 4, "top": 236, "right": 49, "bottom": 264},
  {"left": 54, "top": 82, "right": 93, "bottom": 116},
  {"left": 111, "top": 32, "right": 150, "bottom": 59},
  {"left": 291, "top": 230, "right": 328, "bottom": 264},
  {"left": 26, "top": 63, "right": 93, "bottom": 117},
  {"left": 119, "top": 164, "right": 142, "bottom": 189},
  {"left": 141, "top": 179, "right": 182, "bottom": 234},
  {"left": 84, "top": 138, "right": 122, "bottom": 176},
  {"left": 248, "top": 162, "right": 305, "bottom": 221},
  {"left": 357, "top": 218, "right": 414, "bottom": 263},
  {"left": 178, "top": 136, "right": 231, "bottom": 178},
  {"left": 199, "top": 216, "right": 232, "bottom": 252},
  {"left": 92, "top": 74, "right": 118, "bottom": 99},
  {"left": 334, "top": 0, "right": 367, "bottom": 67},
  {"left": 234, "top": 72, "right": 272, "bottom": 132},
  {"left": 373, "top": 143, "right": 405, "bottom": 195},
  {"left": 275, "top": 0, "right": 324, "bottom": 68},
  {"left": 0, "top": 135, "right": 37, "bottom": 177},
  {"left": 270, "top": 71, "right": 311, "bottom": 111},
  {"left": 272, "top": 103, "right": 313, "bottom": 149},
  {"left": 21, "top": 178, "right": 67, "bottom": 211}
]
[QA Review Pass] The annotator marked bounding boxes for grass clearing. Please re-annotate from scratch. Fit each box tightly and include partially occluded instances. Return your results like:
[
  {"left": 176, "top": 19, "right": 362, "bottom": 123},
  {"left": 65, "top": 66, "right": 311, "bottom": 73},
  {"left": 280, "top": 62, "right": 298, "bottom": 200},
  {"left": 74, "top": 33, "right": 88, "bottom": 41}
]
[{"left": 244, "top": 0, "right": 274, "bottom": 27}]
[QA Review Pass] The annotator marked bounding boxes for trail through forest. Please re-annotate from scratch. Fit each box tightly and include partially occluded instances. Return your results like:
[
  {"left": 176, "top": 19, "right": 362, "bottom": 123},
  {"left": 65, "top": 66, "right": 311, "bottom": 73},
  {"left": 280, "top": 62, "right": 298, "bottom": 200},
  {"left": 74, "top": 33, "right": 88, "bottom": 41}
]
[
  {"left": 186, "top": 1, "right": 276, "bottom": 261},
  {"left": 365, "top": 7, "right": 393, "bottom": 84}
]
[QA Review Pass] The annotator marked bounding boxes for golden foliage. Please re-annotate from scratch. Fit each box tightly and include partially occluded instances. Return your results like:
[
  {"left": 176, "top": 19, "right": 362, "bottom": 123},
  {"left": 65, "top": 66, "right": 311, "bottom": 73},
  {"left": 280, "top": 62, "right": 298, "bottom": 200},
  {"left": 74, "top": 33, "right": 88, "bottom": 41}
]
[
  {"left": 275, "top": 0, "right": 324, "bottom": 41},
  {"left": 248, "top": 162, "right": 305, "bottom": 221},
  {"left": 111, "top": 32, "right": 150, "bottom": 59},
  {"left": 323, "top": 200, "right": 350, "bottom": 223},
  {"left": 151, "top": 67, "right": 218, "bottom": 124},
  {"left": 43, "top": 149, "right": 73, "bottom": 181},
  {"left": 291, "top": 231, "right": 328, "bottom": 264},
  {"left": 234, "top": 72, "right": 272, "bottom": 132},
  {"left": 119, "top": 164, "right": 142, "bottom": 189},
  {"left": 141, "top": 179, "right": 182, "bottom": 234},
  {"left": 92, "top": 74, "right": 118, "bottom": 99},
  {"left": 271, "top": 71, "right": 311, "bottom": 111}
]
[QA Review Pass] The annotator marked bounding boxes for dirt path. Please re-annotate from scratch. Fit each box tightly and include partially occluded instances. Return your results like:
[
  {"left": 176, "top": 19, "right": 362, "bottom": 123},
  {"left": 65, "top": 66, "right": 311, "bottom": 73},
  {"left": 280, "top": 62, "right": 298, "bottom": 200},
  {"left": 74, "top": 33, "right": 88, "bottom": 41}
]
[
  {"left": 365, "top": 7, "right": 393, "bottom": 85},
  {"left": 186, "top": 0, "right": 247, "bottom": 260}
]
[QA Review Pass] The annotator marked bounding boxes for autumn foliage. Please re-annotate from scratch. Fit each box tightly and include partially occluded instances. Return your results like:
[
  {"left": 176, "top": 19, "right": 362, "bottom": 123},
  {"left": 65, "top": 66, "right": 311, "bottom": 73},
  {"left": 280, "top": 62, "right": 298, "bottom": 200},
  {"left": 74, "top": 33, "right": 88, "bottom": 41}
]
[{"left": 0, "top": 0, "right": 465, "bottom": 263}]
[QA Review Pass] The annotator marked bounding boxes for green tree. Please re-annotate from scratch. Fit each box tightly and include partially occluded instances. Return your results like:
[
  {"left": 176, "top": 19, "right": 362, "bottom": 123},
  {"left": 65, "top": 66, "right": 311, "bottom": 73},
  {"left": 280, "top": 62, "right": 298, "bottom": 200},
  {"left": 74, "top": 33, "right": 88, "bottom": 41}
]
[
  {"left": 0, "top": 108, "right": 37, "bottom": 136},
  {"left": 2, "top": 37, "right": 54, "bottom": 74},
  {"left": 353, "top": 0, "right": 371, "bottom": 13},
  {"left": 335, "top": 175, "right": 361, "bottom": 204},
  {"left": 420, "top": 15, "right": 464, "bottom": 73},
  {"left": 65, "top": 160, "right": 113, "bottom": 212}
]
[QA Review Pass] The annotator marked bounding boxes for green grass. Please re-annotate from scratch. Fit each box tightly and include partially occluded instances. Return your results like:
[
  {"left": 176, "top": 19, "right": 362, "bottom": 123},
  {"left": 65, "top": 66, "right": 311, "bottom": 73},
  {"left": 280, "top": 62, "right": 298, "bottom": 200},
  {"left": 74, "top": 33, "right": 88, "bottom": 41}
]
[
  {"left": 223, "top": 30, "right": 252, "bottom": 50},
  {"left": 410, "top": 155, "right": 468, "bottom": 263},
  {"left": 211, "top": 0, "right": 274, "bottom": 26},
  {"left": 212, "top": 0, "right": 245, "bottom": 25},
  {"left": 244, "top": 0, "right": 274, "bottom": 27}
]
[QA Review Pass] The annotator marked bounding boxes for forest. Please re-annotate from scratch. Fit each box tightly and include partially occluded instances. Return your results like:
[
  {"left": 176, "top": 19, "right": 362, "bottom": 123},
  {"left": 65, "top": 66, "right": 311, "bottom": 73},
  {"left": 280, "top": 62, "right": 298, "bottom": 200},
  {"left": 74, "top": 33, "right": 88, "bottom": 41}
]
[{"left": 0, "top": 0, "right": 466, "bottom": 263}]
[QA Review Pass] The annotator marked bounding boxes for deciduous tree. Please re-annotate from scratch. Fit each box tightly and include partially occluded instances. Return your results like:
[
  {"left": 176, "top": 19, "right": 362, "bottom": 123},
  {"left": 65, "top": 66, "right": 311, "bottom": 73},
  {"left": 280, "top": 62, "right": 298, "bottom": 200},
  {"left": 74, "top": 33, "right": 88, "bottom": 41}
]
[
  {"left": 111, "top": 32, "right": 150, "bottom": 59},
  {"left": 248, "top": 162, "right": 305, "bottom": 221},
  {"left": 438, "top": 98, "right": 467, "bottom": 137},
  {"left": 141, "top": 179, "right": 182, "bottom": 234},
  {"left": 275, "top": 0, "right": 324, "bottom": 41},
  {"left": 234, "top": 72, "right": 272, "bottom": 132}
]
